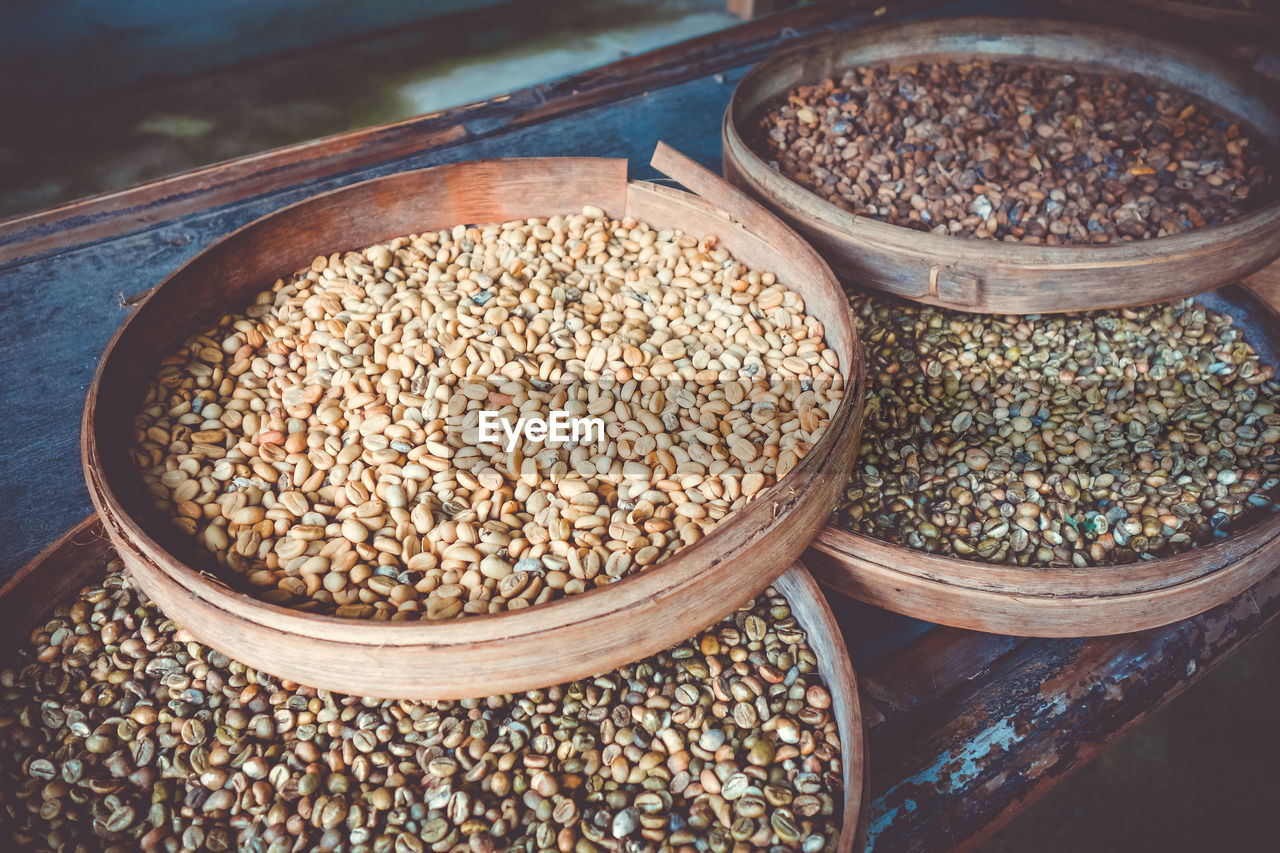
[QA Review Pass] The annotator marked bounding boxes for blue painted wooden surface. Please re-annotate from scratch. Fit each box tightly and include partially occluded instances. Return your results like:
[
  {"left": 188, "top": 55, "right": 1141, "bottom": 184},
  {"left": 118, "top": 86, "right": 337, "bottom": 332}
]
[{"left": 0, "top": 0, "right": 502, "bottom": 109}]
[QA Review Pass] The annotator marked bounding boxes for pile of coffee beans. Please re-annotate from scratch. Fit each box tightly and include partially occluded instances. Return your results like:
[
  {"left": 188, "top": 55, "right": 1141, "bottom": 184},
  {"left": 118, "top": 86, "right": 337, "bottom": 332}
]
[
  {"left": 837, "top": 294, "right": 1280, "bottom": 566},
  {"left": 130, "top": 209, "right": 842, "bottom": 619},
  {"left": 752, "top": 59, "right": 1275, "bottom": 243},
  {"left": 0, "top": 561, "right": 846, "bottom": 852}
]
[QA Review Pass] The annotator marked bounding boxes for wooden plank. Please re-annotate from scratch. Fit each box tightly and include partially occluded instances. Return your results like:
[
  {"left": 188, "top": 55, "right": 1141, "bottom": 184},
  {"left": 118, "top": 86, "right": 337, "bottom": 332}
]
[
  {"left": 729, "top": 0, "right": 781, "bottom": 20},
  {"left": 860, "top": 628, "right": 1025, "bottom": 718},
  {"left": 0, "top": 0, "right": 501, "bottom": 110},
  {"left": 1244, "top": 259, "right": 1280, "bottom": 307},
  {"left": 0, "top": 0, "right": 919, "bottom": 266},
  {"left": 859, "top": 566, "right": 1280, "bottom": 851}
]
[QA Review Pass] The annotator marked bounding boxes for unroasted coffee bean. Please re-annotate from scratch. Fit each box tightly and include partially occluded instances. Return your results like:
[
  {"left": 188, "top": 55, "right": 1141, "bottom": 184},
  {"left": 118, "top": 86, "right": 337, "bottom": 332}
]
[
  {"left": 0, "top": 560, "right": 845, "bottom": 851},
  {"left": 130, "top": 208, "right": 842, "bottom": 620},
  {"left": 753, "top": 59, "right": 1275, "bottom": 243},
  {"left": 837, "top": 293, "right": 1280, "bottom": 566}
]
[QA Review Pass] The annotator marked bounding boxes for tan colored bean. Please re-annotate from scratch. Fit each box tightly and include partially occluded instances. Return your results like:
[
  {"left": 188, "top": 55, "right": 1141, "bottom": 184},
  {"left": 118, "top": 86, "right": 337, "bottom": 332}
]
[{"left": 132, "top": 210, "right": 843, "bottom": 618}]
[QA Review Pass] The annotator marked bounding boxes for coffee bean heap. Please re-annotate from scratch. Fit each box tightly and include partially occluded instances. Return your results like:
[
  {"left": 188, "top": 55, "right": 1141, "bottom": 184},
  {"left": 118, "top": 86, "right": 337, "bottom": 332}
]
[
  {"left": 0, "top": 562, "right": 845, "bottom": 852},
  {"left": 838, "top": 294, "right": 1280, "bottom": 566},
  {"left": 753, "top": 59, "right": 1275, "bottom": 243},
  {"left": 130, "top": 210, "right": 841, "bottom": 620}
]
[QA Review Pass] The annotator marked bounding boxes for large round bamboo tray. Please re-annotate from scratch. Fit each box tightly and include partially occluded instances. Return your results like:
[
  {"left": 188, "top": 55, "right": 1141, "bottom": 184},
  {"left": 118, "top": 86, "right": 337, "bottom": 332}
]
[
  {"left": 805, "top": 285, "right": 1280, "bottom": 638},
  {"left": 81, "top": 143, "right": 867, "bottom": 699},
  {"left": 0, "top": 518, "right": 869, "bottom": 851},
  {"left": 721, "top": 17, "right": 1280, "bottom": 314}
]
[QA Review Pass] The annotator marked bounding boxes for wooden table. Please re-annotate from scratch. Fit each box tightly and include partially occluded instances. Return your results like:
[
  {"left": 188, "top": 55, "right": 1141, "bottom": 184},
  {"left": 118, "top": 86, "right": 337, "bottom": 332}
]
[{"left": 2, "top": 1, "right": 1278, "bottom": 850}]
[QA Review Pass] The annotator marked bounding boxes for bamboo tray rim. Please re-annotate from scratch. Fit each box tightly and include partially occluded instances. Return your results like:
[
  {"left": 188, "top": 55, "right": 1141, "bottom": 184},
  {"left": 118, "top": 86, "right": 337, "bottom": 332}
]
[
  {"left": 802, "top": 541, "right": 1280, "bottom": 637},
  {"left": 772, "top": 565, "right": 869, "bottom": 852},
  {"left": 812, "top": 519, "right": 1280, "bottom": 600},
  {"left": 723, "top": 15, "right": 1280, "bottom": 267}
]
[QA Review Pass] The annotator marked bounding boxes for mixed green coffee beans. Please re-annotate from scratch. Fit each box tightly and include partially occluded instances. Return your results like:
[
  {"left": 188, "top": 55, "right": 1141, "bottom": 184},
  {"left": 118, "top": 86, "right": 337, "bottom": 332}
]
[
  {"left": 129, "top": 209, "right": 841, "bottom": 619},
  {"left": 837, "top": 295, "right": 1280, "bottom": 566},
  {"left": 753, "top": 59, "right": 1274, "bottom": 243},
  {"left": 0, "top": 562, "right": 845, "bottom": 852}
]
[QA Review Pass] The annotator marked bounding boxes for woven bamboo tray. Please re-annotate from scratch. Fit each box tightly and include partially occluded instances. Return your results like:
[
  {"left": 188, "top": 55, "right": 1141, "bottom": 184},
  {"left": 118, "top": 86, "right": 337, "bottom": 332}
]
[
  {"left": 804, "top": 282, "right": 1280, "bottom": 637},
  {"left": 721, "top": 16, "right": 1280, "bottom": 314},
  {"left": 0, "top": 517, "right": 869, "bottom": 851},
  {"left": 81, "top": 143, "right": 868, "bottom": 699}
]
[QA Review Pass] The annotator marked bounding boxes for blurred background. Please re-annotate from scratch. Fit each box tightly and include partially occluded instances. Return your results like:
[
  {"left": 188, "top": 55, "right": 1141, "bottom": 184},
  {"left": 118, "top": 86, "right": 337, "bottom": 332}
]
[
  {"left": 0, "top": 0, "right": 742, "bottom": 218},
  {"left": 1, "top": 0, "right": 1277, "bottom": 850}
]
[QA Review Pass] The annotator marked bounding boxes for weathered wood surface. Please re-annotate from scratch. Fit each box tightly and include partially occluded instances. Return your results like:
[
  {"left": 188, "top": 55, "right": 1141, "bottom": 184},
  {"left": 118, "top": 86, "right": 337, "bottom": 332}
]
[
  {"left": 849, "top": 563, "right": 1280, "bottom": 851},
  {"left": 0, "top": 0, "right": 506, "bottom": 111},
  {"left": 1060, "top": 0, "right": 1280, "bottom": 37},
  {"left": 2, "top": 0, "right": 1279, "bottom": 848},
  {"left": 0, "top": 0, "right": 912, "bottom": 266}
]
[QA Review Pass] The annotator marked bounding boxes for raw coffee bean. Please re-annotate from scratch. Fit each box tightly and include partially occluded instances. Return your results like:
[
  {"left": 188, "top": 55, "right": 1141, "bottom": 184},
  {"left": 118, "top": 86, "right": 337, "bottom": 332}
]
[
  {"left": 752, "top": 59, "right": 1274, "bottom": 244},
  {"left": 0, "top": 559, "right": 846, "bottom": 852},
  {"left": 130, "top": 209, "right": 844, "bottom": 620},
  {"left": 838, "top": 293, "right": 1280, "bottom": 566}
]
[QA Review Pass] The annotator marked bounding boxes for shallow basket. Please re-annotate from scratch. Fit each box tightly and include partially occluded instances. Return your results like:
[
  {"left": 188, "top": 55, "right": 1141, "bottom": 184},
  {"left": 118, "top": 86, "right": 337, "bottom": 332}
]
[
  {"left": 81, "top": 143, "right": 867, "bottom": 699},
  {"left": 804, "top": 285, "right": 1280, "bottom": 638},
  {"left": 722, "top": 16, "right": 1280, "bottom": 314},
  {"left": 1, "top": 520, "right": 869, "bottom": 851}
]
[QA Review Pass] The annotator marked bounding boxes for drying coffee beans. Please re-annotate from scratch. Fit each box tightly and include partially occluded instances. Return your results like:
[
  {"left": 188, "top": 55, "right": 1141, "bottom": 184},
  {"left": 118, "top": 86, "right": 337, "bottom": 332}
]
[
  {"left": 0, "top": 561, "right": 845, "bottom": 852},
  {"left": 753, "top": 59, "right": 1275, "bottom": 243},
  {"left": 837, "top": 294, "right": 1280, "bottom": 566},
  {"left": 129, "top": 209, "right": 842, "bottom": 619}
]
